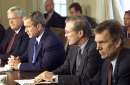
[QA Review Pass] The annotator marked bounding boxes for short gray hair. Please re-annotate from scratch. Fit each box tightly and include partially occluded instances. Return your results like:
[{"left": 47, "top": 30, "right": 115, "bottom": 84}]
[
  {"left": 7, "top": 6, "right": 25, "bottom": 17},
  {"left": 66, "top": 16, "right": 92, "bottom": 38}
]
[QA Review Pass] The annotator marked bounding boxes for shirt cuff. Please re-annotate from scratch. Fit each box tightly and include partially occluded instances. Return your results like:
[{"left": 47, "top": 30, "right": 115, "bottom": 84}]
[
  {"left": 17, "top": 63, "right": 21, "bottom": 70},
  {"left": 52, "top": 75, "right": 58, "bottom": 83}
]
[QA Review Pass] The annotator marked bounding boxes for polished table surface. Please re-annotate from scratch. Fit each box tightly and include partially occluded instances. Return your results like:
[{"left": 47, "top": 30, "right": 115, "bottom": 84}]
[
  {"left": 0, "top": 71, "right": 77, "bottom": 85},
  {"left": 0, "top": 71, "right": 46, "bottom": 85}
]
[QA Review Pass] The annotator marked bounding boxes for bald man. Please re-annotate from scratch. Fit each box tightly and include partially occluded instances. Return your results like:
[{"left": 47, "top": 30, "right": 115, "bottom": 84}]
[{"left": 44, "top": 0, "right": 65, "bottom": 28}]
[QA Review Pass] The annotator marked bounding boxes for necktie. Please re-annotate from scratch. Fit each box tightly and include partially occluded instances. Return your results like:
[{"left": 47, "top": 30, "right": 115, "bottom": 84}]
[
  {"left": 6, "top": 33, "right": 17, "bottom": 54},
  {"left": 32, "top": 40, "right": 38, "bottom": 63},
  {"left": 108, "top": 62, "right": 113, "bottom": 85},
  {"left": 76, "top": 48, "right": 82, "bottom": 74}
]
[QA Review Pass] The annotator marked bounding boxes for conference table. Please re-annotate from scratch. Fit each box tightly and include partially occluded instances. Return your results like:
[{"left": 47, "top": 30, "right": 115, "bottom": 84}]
[
  {"left": 0, "top": 71, "right": 57, "bottom": 85},
  {"left": 0, "top": 70, "right": 78, "bottom": 85}
]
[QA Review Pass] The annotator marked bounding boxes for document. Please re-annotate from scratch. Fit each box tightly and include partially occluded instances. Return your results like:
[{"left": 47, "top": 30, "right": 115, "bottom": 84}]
[
  {"left": 15, "top": 79, "right": 57, "bottom": 85},
  {"left": 15, "top": 79, "right": 34, "bottom": 85}
]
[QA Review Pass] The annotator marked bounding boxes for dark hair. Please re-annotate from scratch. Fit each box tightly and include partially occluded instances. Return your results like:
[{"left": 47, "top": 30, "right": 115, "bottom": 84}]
[
  {"left": 24, "top": 11, "right": 46, "bottom": 27},
  {"left": 94, "top": 20, "right": 124, "bottom": 44},
  {"left": 125, "top": 10, "right": 130, "bottom": 16},
  {"left": 69, "top": 2, "right": 82, "bottom": 14},
  {"left": 66, "top": 16, "right": 92, "bottom": 38}
]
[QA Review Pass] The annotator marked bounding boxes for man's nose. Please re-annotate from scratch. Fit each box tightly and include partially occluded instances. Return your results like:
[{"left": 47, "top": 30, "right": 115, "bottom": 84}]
[{"left": 96, "top": 44, "right": 101, "bottom": 51}]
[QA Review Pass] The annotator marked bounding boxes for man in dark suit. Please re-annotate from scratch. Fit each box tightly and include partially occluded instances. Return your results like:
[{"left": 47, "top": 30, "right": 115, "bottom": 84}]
[
  {"left": 44, "top": 0, "right": 65, "bottom": 28},
  {"left": 8, "top": 11, "right": 65, "bottom": 72},
  {"left": 69, "top": 2, "right": 97, "bottom": 29},
  {"left": 94, "top": 20, "right": 130, "bottom": 85},
  {"left": 0, "top": 6, "right": 29, "bottom": 65},
  {"left": 34, "top": 16, "right": 102, "bottom": 85}
]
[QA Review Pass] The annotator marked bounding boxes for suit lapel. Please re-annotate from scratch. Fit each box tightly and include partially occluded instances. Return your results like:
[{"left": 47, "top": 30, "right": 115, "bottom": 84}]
[
  {"left": 76, "top": 39, "right": 92, "bottom": 75},
  {"left": 34, "top": 40, "right": 42, "bottom": 61},
  {"left": 11, "top": 26, "right": 25, "bottom": 50},
  {"left": 113, "top": 49, "right": 124, "bottom": 84},
  {"left": 71, "top": 46, "right": 79, "bottom": 74},
  {"left": 32, "top": 29, "right": 48, "bottom": 63}
]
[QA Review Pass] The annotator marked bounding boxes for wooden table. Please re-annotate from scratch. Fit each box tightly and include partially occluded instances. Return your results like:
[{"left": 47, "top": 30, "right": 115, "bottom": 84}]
[{"left": 0, "top": 71, "right": 80, "bottom": 85}]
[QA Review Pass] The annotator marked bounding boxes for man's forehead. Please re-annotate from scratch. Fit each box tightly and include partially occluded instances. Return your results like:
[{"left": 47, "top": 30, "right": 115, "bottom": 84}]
[
  {"left": 95, "top": 30, "right": 111, "bottom": 40},
  {"left": 24, "top": 19, "right": 32, "bottom": 24},
  {"left": 65, "top": 21, "right": 75, "bottom": 29},
  {"left": 7, "top": 12, "right": 17, "bottom": 18}
]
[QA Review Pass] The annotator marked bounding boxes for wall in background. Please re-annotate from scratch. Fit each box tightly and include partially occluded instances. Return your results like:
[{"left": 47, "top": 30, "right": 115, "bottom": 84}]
[
  {"left": 0, "top": 0, "right": 43, "bottom": 28},
  {"left": 0, "top": 0, "right": 97, "bottom": 28},
  {"left": 70, "top": 0, "right": 96, "bottom": 19}
]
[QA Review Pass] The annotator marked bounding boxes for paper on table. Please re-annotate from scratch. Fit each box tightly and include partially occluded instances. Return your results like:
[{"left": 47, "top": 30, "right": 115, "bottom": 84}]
[
  {"left": 0, "top": 64, "right": 12, "bottom": 72},
  {"left": 15, "top": 79, "right": 34, "bottom": 85},
  {"left": 15, "top": 79, "right": 57, "bottom": 85}
]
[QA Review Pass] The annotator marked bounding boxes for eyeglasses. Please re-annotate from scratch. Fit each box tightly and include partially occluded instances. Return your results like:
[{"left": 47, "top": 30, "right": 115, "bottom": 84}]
[{"left": 65, "top": 30, "right": 75, "bottom": 35}]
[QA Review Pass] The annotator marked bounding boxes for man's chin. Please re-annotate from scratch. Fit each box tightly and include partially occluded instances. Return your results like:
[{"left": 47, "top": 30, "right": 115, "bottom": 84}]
[
  {"left": 101, "top": 55, "right": 107, "bottom": 59},
  {"left": 29, "top": 36, "right": 32, "bottom": 38},
  {"left": 10, "top": 27, "right": 15, "bottom": 30}
]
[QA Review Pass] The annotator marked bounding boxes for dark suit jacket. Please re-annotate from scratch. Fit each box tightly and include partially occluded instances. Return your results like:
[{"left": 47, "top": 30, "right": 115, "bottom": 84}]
[
  {"left": 0, "top": 24, "right": 5, "bottom": 44},
  {"left": 101, "top": 48, "right": 130, "bottom": 85},
  {"left": 85, "top": 16, "right": 97, "bottom": 29},
  {"left": 53, "top": 38, "right": 103, "bottom": 85},
  {"left": 44, "top": 11, "right": 66, "bottom": 28},
  {"left": 0, "top": 26, "right": 29, "bottom": 65},
  {"left": 19, "top": 29, "right": 65, "bottom": 72}
]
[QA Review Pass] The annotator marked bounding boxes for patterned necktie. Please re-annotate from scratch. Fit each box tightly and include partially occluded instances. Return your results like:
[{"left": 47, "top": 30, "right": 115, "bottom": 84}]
[
  {"left": 108, "top": 62, "right": 113, "bottom": 85},
  {"left": 6, "top": 33, "right": 17, "bottom": 54},
  {"left": 32, "top": 40, "right": 38, "bottom": 63}
]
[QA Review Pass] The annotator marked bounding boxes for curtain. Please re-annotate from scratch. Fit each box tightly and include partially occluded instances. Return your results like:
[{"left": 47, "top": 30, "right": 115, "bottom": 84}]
[
  {"left": 96, "top": 0, "right": 124, "bottom": 24},
  {"left": 32, "top": 0, "right": 44, "bottom": 12}
]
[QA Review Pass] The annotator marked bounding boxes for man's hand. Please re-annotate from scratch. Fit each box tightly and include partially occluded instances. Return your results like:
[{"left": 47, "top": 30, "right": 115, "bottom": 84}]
[
  {"left": 8, "top": 55, "right": 21, "bottom": 70},
  {"left": 34, "top": 71, "right": 54, "bottom": 83}
]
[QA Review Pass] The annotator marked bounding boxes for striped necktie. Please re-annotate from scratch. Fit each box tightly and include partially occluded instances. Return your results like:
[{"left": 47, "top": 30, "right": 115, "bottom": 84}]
[{"left": 6, "top": 33, "right": 17, "bottom": 54}]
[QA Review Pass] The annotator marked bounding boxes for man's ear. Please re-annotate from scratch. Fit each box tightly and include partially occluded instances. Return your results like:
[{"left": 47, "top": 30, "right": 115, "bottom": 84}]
[
  {"left": 78, "top": 30, "right": 84, "bottom": 37},
  {"left": 36, "top": 24, "right": 41, "bottom": 28},
  {"left": 36, "top": 24, "right": 42, "bottom": 31},
  {"left": 115, "top": 38, "right": 122, "bottom": 48}
]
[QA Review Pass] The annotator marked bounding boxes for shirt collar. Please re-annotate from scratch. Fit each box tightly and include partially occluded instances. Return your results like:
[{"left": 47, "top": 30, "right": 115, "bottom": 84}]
[
  {"left": 79, "top": 39, "right": 88, "bottom": 54},
  {"left": 111, "top": 57, "right": 117, "bottom": 73},
  {"left": 36, "top": 31, "right": 44, "bottom": 44},
  {"left": 15, "top": 27, "right": 21, "bottom": 34}
]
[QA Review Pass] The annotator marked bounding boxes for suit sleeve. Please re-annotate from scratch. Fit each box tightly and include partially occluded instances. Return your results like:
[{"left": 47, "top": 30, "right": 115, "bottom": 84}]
[
  {"left": 19, "top": 34, "right": 65, "bottom": 72},
  {"left": 53, "top": 52, "right": 71, "bottom": 74}
]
